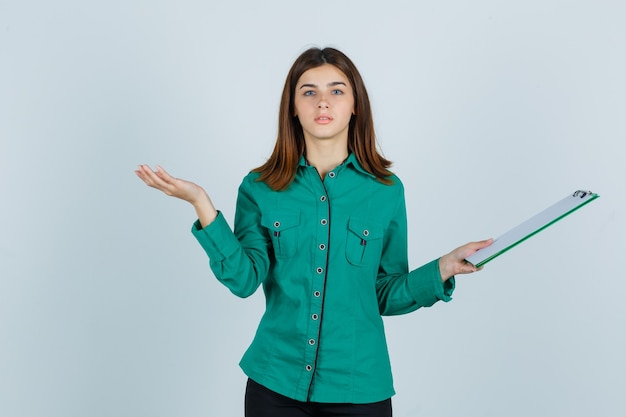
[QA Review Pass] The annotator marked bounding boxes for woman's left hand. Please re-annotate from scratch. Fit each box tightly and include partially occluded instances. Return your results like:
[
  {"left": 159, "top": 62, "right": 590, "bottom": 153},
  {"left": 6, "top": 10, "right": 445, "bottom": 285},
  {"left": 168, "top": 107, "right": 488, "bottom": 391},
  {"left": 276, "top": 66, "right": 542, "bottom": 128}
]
[{"left": 438, "top": 239, "right": 493, "bottom": 282}]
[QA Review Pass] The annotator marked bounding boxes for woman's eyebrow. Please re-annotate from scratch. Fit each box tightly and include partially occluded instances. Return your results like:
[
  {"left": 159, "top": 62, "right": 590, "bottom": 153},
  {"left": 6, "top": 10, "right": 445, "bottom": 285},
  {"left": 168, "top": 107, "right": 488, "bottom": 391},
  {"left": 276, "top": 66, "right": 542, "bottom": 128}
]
[{"left": 299, "top": 81, "right": 348, "bottom": 89}]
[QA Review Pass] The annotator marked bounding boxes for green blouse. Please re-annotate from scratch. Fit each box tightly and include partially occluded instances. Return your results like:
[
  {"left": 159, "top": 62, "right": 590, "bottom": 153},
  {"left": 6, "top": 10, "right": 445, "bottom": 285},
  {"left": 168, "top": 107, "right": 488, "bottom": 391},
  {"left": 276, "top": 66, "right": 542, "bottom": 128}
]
[{"left": 191, "top": 153, "right": 454, "bottom": 404}]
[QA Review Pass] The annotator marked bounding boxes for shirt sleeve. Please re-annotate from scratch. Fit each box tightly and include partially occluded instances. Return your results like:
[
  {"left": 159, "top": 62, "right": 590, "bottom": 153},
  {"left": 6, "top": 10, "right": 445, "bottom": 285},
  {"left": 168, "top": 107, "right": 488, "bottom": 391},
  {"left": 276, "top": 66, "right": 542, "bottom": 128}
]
[
  {"left": 191, "top": 176, "right": 271, "bottom": 298},
  {"left": 375, "top": 180, "right": 455, "bottom": 316}
]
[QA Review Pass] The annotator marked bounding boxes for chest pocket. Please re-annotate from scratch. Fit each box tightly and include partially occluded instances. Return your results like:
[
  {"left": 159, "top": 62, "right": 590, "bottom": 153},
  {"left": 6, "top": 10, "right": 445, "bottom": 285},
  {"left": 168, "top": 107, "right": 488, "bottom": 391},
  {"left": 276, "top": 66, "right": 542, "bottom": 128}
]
[
  {"left": 261, "top": 211, "right": 300, "bottom": 259},
  {"left": 345, "top": 217, "right": 384, "bottom": 267}
]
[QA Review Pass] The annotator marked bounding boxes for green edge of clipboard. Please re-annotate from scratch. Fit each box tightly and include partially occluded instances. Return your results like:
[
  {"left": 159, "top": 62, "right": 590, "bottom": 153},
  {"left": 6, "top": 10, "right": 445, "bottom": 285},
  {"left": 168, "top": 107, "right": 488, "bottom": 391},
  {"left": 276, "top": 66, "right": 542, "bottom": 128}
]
[{"left": 472, "top": 193, "right": 600, "bottom": 268}]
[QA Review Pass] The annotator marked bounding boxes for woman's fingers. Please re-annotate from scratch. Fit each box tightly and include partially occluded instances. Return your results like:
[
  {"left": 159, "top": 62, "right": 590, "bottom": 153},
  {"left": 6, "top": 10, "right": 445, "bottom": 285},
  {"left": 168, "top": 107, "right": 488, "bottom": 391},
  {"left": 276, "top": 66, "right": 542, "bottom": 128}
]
[
  {"left": 137, "top": 165, "right": 174, "bottom": 193},
  {"left": 464, "top": 238, "right": 493, "bottom": 257},
  {"left": 439, "top": 238, "right": 494, "bottom": 281},
  {"left": 136, "top": 164, "right": 204, "bottom": 203},
  {"left": 154, "top": 165, "right": 174, "bottom": 182}
]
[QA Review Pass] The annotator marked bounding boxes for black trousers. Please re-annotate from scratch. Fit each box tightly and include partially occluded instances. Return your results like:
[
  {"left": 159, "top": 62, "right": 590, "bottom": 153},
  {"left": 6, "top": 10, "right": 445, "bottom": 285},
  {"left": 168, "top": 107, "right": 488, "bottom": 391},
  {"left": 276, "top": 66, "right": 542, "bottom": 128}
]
[{"left": 245, "top": 379, "right": 393, "bottom": 417}]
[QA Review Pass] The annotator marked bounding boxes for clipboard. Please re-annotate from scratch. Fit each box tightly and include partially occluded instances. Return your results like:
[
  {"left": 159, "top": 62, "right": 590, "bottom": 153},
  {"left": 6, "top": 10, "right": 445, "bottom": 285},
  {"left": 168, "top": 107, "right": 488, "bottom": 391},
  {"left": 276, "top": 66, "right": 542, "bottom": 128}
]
[{"left": 465, "top": 190, "right": 600, "bottom": 267}]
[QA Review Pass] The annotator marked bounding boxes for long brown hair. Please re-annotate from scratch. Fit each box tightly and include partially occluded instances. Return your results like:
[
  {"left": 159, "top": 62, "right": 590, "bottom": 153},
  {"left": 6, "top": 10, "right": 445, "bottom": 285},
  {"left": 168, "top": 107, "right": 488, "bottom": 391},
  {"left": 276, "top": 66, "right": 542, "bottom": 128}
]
[{"left": 253, "top": 47, "right": 393, "bottom": 191}]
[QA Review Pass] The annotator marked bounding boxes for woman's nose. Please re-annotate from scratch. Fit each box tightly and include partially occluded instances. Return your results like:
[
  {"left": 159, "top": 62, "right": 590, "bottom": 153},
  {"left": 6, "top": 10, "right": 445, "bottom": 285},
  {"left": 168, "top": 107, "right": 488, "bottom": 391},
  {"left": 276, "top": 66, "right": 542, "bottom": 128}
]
[{"left": 318, "top": 99, "right": 329, "bottom": 109}]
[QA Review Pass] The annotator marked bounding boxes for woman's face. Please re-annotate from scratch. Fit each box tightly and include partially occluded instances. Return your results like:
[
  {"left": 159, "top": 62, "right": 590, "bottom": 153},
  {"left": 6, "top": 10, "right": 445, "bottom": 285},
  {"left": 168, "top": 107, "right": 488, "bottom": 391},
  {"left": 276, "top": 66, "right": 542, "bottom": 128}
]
[{"left": 293, "top": 64, "right": 355, "bottom": 145}]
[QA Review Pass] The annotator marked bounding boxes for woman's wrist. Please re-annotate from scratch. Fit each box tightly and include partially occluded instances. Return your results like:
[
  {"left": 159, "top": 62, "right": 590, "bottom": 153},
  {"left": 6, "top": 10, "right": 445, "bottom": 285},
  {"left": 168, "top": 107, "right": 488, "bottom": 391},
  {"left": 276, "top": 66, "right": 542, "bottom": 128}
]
[
  {"left": 438, "top": 255, "right": 453, "bottom": 283},
  {"left": 193, "top": 192, "right": 218, "bottom": 228}
]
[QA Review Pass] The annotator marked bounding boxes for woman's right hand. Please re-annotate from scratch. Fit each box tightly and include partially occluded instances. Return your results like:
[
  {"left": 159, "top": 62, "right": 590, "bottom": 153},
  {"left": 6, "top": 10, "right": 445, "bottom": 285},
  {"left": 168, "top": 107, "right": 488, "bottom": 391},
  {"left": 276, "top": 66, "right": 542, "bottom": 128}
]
[{"left": 135, "top": 165, "right": 218, "bottom": 227}]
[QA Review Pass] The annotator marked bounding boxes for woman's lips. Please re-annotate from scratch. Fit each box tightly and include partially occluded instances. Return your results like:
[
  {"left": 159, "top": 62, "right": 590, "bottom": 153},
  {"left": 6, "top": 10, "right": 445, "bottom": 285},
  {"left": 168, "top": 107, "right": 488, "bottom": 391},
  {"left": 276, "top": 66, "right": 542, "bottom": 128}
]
[{"left": 315, "top": 114, "right": 333, "bottom": 124}]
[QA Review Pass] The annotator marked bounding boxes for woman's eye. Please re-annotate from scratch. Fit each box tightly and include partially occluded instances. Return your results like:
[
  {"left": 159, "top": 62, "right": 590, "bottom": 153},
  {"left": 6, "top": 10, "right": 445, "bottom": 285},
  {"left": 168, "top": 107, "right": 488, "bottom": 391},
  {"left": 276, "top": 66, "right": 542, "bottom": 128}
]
[
  {"left": 331, "top": 89, "right": 344, "bottom": 95},
  {"left": 303, "top": 90, "right": 315, "bottom": 96}
]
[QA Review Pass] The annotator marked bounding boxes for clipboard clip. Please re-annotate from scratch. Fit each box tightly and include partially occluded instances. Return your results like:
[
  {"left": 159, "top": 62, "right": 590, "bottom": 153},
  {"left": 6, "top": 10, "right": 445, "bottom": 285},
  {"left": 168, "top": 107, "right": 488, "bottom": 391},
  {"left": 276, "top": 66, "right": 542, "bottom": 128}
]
[{"left": 573, "top": 190, "right": 592, "bottom": 198}]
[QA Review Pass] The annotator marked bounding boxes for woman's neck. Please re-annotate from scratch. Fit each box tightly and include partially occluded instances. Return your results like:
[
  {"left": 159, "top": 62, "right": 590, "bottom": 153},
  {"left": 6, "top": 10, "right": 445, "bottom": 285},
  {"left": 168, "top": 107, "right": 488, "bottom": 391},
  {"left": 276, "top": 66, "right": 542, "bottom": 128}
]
[{"left": 304, "top": 139, "right": 349, "bottom": 179}]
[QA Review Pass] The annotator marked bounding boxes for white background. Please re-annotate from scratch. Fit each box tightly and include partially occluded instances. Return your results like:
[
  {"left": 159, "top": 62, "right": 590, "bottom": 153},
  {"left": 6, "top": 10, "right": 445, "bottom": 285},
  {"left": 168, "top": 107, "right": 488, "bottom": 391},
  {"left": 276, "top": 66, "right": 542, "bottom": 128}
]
[{"left": 1, "top": 1, "right": 625, "bottom": 416}]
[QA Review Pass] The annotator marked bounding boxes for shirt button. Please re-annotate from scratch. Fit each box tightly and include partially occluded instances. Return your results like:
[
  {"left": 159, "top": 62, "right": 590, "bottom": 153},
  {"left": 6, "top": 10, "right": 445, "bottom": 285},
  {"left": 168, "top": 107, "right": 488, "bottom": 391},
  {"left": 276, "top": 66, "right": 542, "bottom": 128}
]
[
  {"left": 316, "top": 267, "right": 323, "bottom": 274},
  {"left": 308, "top": 339, "right": 316, "bottom": 345},
  {"left": 320, "top": 195, "right": 327, "bottom": 202},
  {"left": 312, "top": 314, "right": 319, "bottom": 320},
  {"left": 328, "top": 172, "right": 336, "bottom": 178},
  {"left": 363, "top": 229, "right": 369, "bottom": 237},
  {"left": 273, "top": 221, "right": 280, "bottom": 228},
  {"left": 318, "top": 244, "right": 326, "bottom": 251},
  {"left": 320, "top": 219, "right": 328, "bottom": 226},
  {"left": 314, "top": 291, "right": 321, "bottom": 297},
  {"left": 306, "top": 365, "right": 312, "bottom": 371}
]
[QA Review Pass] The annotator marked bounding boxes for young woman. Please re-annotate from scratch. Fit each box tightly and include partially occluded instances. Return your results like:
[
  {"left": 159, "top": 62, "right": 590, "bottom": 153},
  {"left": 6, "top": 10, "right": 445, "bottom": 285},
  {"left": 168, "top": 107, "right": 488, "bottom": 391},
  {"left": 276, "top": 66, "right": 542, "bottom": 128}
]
[{"left": 136, "top": 47, "right": 492, "bottom": 417}]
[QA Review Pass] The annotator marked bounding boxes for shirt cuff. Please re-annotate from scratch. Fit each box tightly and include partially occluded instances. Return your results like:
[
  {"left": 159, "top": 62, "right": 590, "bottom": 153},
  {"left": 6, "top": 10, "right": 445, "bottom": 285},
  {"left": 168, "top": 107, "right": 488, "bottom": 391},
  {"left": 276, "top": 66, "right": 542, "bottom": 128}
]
[
  {"left": 407, "top": 258, "right": 455, "bottom": 307},
  {"left": 191, "top": 211, "right": 240, "bottom": 261}
]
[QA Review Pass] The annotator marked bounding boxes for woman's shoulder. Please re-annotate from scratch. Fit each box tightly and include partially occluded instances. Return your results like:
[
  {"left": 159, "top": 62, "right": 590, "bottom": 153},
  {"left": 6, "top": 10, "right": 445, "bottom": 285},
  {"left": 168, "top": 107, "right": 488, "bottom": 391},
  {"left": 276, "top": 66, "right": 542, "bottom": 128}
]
[
  {"left": 382, "top": 172, "right": 405, "bottom": 192},
  {"left": 239, "top": 170, "right": 272, "bottom": 192},
  {"left": 387, "top": 172, "right": 403, "bottom": 186},
  {"left": 243, "top": 170, "right": 263, "bottom": 181}
]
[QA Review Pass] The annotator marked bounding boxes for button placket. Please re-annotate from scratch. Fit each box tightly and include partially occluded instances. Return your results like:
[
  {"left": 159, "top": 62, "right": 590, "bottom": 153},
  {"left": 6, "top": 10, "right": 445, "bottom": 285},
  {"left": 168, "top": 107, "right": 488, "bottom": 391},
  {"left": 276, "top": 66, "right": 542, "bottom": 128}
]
[{"left": 304, "top": 182, "right": 330, "bottom": 385}]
